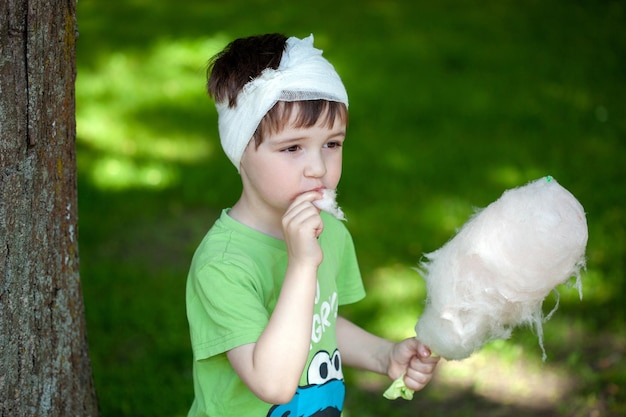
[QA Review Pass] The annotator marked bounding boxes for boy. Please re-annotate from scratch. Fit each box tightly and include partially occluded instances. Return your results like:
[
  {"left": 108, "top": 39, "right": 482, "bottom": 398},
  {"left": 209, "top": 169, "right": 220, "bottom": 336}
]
[{"left": 186, "top": 33, "right": 439, "bottom": 417}]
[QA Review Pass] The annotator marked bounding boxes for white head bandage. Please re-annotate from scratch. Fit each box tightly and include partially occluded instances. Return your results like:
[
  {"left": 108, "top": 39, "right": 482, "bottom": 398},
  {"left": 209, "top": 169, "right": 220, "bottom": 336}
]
[{"left": 216, "top": 34, "right": 349, "bottom": 171}]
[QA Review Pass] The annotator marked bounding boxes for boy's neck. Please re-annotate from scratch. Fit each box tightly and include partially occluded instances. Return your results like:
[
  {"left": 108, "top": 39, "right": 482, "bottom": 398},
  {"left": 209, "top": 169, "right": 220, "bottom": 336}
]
[{"left": 229, "top": 197, "right": 284, "bottom": 240}]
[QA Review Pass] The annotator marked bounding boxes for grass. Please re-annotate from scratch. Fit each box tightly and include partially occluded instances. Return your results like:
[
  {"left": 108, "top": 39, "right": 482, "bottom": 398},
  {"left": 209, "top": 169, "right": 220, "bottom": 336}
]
[{"left": 76, "top": 0, "right": 625, "bottom": 416}]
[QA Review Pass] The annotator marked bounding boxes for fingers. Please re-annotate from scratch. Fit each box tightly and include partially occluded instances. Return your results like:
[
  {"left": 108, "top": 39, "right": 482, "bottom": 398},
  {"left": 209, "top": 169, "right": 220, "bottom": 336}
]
[
  {"left": 282, "top": 191, "right": 324, "bottom": 265},
  {"left": 389, "top": 338, "right": 440, "bottom": 392},
  {"left": 403, "top": 355, "right": 440, "bottom": 391},
  {"left": 283, "top": 191, "right": 322, "bottom": 221},
  {"left": 407, "top": 338, "right": 440, "bottom": 359},
  {"left": 283, "top": 191, "right": 324, "bottom": 235}
]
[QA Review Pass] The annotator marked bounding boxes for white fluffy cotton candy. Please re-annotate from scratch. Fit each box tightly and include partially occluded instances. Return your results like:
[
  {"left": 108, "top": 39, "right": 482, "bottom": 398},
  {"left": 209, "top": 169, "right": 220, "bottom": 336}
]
[
  {"left": 414, "top": 176, "right": 587, "bottom": 361},
  {"left": 313, "top": 189, "right": 346, "bottom": 221}
]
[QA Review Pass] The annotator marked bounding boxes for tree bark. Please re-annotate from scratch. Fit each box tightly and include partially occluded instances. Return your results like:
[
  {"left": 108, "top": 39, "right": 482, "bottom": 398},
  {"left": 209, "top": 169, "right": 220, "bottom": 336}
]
[{"left": 0, "top": 0, "right": 99, "bottom": 415}]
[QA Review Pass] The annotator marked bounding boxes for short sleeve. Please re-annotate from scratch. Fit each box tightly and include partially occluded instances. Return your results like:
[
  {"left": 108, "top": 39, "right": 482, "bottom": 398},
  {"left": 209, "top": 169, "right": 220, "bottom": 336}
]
[{"left": 187, "top": 260, "right": 269, "bottom": 361}]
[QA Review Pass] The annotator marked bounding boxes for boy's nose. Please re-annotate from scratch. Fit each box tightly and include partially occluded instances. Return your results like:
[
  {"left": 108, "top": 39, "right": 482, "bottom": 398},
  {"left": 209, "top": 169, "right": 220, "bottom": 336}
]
[{"left": 304, "top": 152, "right": 327, "bottom": 178}]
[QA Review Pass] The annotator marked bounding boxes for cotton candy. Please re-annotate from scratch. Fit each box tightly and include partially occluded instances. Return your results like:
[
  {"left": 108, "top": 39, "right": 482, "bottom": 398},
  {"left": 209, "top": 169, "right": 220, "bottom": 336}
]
[
  {"left": 314, "top": 189, "right": 346, "bottom": 221},
  {"left": 414, "top": 176, "right": 587, "bottom": 361}
]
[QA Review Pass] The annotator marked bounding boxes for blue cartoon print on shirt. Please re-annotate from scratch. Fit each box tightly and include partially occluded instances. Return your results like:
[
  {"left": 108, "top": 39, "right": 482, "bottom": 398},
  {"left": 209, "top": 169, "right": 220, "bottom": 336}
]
[{"left": 267, "top": 349, "right": 344, "bottom": 417}]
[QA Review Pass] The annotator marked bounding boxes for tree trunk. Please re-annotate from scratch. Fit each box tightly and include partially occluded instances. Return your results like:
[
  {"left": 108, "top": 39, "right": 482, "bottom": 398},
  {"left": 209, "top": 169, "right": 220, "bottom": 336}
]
[{"left": 0, "top": 0, "right": 99, "bottom": 415}]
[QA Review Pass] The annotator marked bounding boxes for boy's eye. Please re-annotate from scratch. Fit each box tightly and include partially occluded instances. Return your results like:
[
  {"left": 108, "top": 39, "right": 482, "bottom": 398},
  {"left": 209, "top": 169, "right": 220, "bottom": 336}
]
[
  {"left": 282, "top": 145, "right": 300, "bottom": 153},
  {"left": 325, "top": 141, "right": 343, "bottom": 149}
]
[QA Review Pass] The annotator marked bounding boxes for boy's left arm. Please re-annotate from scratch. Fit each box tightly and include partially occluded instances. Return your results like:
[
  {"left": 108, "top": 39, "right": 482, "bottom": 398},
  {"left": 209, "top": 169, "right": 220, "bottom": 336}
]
[{"left": 336, "top": 316, "right": 439, "bottom": 391}]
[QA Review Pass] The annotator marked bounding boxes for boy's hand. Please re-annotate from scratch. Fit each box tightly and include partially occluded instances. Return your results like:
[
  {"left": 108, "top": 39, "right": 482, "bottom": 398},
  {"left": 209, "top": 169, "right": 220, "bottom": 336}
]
[
  {"left": 282, "top": 191, "right": 324, "bottom": 267},
  {"left": 387, "top": 338, "right": 439, "bottom": 392}
]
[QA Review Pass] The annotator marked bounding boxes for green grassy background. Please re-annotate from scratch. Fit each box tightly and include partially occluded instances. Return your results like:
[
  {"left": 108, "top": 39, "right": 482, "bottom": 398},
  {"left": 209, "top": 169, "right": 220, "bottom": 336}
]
[{"left": 76, "top": 0, "right": 625, "bottom": 416}]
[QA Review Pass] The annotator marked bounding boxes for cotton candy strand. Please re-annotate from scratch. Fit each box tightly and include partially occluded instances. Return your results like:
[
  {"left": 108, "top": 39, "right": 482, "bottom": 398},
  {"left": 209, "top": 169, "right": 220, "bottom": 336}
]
[{"left": 314, "top": 189, "right": 346, "bottom": 221}]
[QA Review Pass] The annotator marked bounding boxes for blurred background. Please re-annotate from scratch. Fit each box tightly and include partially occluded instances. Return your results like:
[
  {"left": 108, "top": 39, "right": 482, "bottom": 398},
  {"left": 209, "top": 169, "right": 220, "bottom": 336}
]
[{"left": 75, "top": 0, "right": 625, "bottom": 416}]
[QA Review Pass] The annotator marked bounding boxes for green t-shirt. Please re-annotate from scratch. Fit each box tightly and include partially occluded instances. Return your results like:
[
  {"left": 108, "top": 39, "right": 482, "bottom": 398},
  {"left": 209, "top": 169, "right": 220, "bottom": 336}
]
[{"left": 186, "top": 209, "right": 365, "bottom": 417}]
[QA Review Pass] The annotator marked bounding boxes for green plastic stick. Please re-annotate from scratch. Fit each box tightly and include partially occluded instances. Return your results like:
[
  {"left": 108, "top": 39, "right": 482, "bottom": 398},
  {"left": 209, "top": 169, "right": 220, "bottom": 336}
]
[{"left": 383, "top": 374, "right": 414, "bottom": 400}]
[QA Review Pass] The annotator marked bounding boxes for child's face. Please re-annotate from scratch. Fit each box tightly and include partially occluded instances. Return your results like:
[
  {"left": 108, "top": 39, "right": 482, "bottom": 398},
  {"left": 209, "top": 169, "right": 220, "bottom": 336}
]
[{"left": 239, "top": 109, "right": 346, "bottom": 218}]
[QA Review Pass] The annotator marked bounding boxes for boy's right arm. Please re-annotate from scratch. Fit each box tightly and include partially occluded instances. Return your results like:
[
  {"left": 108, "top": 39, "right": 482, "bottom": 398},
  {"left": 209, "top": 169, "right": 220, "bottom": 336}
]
[{"left": 227, "top": 192, "right": 323, "bottom": 404}]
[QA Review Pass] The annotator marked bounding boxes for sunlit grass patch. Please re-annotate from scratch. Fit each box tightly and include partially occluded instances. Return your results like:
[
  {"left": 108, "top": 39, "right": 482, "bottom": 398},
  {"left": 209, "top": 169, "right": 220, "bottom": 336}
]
[
  {"left": 433, "top": 346, "right": 574, "bottom": 409},
  {"left": 76, "top": 36, "right": 227, "bottom": 190},
  {"left": 87, "top": 156, "right": 178, "bottom": 190}
]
